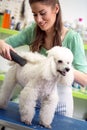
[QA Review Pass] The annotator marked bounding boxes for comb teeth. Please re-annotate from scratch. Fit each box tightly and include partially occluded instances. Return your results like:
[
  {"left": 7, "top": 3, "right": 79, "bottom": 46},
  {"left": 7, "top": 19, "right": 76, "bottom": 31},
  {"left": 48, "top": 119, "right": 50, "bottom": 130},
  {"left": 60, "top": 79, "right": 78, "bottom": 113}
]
[{"left": 10, "top": 50, "right": 27, "bottom": 66}]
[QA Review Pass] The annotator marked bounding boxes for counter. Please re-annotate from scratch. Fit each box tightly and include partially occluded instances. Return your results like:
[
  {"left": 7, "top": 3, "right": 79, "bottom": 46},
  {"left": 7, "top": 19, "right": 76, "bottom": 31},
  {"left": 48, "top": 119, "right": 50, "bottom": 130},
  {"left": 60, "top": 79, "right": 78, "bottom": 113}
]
[{"left": 0, "top": 101, "right": 87, "bottom": 130}]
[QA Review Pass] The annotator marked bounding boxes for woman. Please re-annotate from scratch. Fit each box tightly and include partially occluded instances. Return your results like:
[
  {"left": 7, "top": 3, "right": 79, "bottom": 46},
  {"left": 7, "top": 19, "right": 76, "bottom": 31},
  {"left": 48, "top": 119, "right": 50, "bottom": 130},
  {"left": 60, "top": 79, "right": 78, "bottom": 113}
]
[{"left": 0, "top": 0, "right": 87, "bottom": 117}]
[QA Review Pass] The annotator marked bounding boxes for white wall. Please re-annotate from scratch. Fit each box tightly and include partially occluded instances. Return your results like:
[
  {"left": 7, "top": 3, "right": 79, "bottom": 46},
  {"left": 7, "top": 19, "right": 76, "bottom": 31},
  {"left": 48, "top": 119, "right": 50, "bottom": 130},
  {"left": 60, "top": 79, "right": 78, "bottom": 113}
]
[{"left": 60, "top": 0, "right": 87, "bottom": 26}]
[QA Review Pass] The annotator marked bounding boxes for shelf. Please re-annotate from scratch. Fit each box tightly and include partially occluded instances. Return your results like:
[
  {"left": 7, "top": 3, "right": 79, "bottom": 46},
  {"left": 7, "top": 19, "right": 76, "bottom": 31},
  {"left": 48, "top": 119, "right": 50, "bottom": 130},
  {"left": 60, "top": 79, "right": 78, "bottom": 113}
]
[
  {"left": 84, "top": 44, "right": 87, "bottom": 50},
  {"left": 0, "top": 74, "right": 5, "bottom": 81},
  {"left": 73, "top": 90, "right": 87, "bottom": 100},
  {"left": 0, "top": 27, "right": 18, "bottom": 35},
  {"left": 0, "top": 27, "right": 87, "bottom": 50}
]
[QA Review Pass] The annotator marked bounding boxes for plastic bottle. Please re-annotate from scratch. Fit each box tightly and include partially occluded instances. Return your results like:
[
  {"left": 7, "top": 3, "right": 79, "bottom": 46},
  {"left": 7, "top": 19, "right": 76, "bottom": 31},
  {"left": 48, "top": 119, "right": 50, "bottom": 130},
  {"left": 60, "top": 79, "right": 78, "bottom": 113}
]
[
  {"left": 82, "top": 28, "right": 87, "bottom": 42},
  {"left": 15, "top": 22, "right": 21, "bottom": 31},
  {"left": 76, "top": 18, "right": 84, "bottom": 36},
  {"left": 72, "top": 82, "right": 81, "bottom": 91},
  {"left": 2, "top": 9, "right": 11, "bottom": 29},
  {"left": 10, "top": 16, "right": 15, "bottom": 30}
]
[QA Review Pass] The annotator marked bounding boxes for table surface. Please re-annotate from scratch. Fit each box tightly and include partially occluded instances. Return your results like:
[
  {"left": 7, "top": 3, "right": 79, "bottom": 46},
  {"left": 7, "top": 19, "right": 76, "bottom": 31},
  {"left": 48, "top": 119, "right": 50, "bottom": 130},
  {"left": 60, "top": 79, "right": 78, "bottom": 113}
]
[{"left": 0, "top": 102, "right": 87, "bottom": 130}]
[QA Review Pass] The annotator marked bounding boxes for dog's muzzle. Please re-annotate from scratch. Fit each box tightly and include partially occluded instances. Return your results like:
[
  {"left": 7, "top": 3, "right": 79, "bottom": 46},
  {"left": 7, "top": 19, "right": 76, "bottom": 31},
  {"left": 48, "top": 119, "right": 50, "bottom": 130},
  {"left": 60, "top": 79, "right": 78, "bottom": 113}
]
[{"left": 57, "top": 67, "right": 70, "bottom": 76}]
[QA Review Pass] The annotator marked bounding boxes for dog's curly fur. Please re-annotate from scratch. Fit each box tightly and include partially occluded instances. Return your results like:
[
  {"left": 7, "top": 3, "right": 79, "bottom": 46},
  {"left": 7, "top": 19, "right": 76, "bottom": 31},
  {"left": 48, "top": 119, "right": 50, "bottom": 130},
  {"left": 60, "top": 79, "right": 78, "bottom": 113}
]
[{"left": 0, "top": 46, "right": 74, "bottom": 128}]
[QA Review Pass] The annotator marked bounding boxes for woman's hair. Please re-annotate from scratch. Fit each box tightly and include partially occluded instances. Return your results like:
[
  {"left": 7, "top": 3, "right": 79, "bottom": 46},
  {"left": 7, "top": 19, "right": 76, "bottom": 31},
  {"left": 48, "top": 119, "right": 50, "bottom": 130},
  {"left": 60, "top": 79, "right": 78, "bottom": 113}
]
[{"left": 29, "top": 0, "right": 63, "bottom": 52}]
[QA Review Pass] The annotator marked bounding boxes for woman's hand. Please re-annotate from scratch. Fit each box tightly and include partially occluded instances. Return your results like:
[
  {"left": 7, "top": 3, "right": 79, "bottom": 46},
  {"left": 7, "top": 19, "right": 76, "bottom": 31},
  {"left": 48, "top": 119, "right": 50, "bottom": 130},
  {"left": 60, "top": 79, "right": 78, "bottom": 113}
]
[{"left": 0, "top": 40, "right": 15, "bottom": 60}]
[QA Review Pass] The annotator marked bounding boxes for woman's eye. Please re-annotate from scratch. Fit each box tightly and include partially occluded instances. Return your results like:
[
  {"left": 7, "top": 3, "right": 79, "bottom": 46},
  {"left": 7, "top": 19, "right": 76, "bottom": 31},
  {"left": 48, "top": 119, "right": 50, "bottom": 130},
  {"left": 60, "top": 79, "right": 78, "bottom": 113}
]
[
  {"left": 33, "top": 11, "right": 46, "bottom": 17},
  {"left": 40, "top": 12, "right": 46, "bottom": 16},
  {"left": 33, "top": 14, "right": 37, "bottom": 17}
]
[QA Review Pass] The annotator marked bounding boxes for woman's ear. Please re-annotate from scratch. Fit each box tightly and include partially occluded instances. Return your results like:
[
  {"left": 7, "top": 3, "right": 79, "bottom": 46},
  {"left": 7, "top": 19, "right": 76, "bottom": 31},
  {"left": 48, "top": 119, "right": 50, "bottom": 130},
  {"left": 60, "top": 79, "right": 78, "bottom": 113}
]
[{"left": 55, "top": 4, "right": 59, "bottom": 14}]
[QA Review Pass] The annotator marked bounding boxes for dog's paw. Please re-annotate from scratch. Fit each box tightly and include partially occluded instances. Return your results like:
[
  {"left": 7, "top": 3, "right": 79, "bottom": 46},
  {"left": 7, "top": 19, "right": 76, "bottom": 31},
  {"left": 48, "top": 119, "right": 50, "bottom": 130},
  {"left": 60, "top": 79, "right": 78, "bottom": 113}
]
[
  {"left": 21, "top": 119, "right": 32, "bottom": 125},
  {"left": 0, "top": 100, "right": 7, "bottom": 109},
  {"left": 39, "top": 120, "right": 52, "bottom": 129},
  {"left": 0, "top": 103, "right": 7, "bottom": 109},
  {"left": 21, "top": 115, "right": 32, "bottom": 125}
]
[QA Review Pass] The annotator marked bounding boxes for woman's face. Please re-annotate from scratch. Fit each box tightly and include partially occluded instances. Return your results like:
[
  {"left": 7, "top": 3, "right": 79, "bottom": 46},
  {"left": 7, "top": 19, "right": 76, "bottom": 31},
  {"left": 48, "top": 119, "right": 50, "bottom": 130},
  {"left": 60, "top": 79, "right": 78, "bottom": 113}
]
[{"left": 31, "top": 2, "right": 59, "bottom": 33}]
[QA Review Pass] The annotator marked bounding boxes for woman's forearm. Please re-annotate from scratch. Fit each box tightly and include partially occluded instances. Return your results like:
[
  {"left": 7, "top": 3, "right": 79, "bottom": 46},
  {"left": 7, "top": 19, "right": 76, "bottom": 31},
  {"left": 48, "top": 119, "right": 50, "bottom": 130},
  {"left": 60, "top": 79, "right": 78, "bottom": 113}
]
[{"left": 74, "top": 69, "right": 87, "bottom": 87}]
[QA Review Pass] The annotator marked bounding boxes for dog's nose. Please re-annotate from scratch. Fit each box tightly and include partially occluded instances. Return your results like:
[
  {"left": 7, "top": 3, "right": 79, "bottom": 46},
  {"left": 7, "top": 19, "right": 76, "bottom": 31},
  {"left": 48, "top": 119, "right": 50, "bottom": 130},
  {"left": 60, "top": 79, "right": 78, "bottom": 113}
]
[{"left": 65, "top": 67, "right": 70, "bottom": 72}]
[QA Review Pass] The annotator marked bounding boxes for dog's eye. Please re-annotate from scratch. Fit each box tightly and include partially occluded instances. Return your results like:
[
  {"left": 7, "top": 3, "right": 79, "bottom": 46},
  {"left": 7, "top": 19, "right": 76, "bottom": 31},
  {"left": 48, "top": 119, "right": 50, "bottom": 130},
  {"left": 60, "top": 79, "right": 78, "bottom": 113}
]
[
  {"left": 67, "top": 62, "right": 69, "bottom": 64},
  {"left": 58, "top": 60, "right": 63, "bottom": 63}
]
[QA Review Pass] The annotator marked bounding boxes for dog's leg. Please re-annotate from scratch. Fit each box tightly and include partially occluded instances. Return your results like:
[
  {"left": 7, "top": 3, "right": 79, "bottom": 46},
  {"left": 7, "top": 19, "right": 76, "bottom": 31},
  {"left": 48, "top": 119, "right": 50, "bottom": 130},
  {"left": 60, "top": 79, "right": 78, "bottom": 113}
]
[
  {"left": 19, "top": 82, "right": 38, "bottom": 125},
  {"left": 0, "top": 67, "right": 17, "bottom": 108},
  {"left": 39, "top": 86, "right": 58, "bottom": 128}
]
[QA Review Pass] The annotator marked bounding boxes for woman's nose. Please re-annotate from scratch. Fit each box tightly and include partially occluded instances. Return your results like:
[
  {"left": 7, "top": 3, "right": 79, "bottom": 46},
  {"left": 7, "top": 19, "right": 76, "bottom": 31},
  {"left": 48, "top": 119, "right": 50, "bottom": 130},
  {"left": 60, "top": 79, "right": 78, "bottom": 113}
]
[{"left": 35, "top": 15, "right": 43, "bottom": 23}]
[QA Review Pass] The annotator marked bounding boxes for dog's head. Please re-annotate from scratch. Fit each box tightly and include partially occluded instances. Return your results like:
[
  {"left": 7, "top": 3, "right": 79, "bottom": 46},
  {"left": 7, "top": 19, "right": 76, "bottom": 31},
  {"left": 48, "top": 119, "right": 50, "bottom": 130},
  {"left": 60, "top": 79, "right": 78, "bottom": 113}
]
[{"left": 47, "top": 46, "right": 73, "bottom": 77}]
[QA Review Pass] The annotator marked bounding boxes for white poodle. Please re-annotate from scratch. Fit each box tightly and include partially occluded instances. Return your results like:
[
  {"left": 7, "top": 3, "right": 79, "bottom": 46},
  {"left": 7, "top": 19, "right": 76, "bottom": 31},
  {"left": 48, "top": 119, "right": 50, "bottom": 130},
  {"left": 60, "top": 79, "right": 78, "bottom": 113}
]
[{"left": 0, "top": 46, "right": 74, "bottom": 128}]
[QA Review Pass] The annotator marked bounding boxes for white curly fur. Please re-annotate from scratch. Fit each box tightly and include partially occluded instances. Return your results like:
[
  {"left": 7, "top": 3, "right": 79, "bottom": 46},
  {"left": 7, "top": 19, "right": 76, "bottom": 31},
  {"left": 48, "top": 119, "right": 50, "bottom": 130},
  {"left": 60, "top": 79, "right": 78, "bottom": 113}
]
[{"left": 0, "top": 46, "right": 74, "bottom": 128}]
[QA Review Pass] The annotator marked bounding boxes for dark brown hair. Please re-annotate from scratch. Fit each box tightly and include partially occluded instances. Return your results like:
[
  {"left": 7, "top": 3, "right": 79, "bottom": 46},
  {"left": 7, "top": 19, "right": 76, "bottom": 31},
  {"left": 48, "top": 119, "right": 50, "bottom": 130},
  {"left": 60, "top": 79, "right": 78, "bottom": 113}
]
[{"left": 29, "top": 0, "right": 63, "bottom": 52}]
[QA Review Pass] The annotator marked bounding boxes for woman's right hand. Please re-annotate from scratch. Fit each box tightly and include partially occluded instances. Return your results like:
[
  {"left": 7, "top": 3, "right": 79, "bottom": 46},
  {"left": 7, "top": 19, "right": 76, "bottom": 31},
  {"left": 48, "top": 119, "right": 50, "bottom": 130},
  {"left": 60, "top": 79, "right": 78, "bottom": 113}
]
[{"left": 0, "top": 40, "right": 15, "bottom": 60}]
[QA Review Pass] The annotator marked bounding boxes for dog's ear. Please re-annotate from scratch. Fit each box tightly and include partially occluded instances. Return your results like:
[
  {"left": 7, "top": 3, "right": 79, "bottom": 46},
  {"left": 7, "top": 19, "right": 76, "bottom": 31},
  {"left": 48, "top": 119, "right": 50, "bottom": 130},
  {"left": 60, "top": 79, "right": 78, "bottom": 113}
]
[
  {"left": 46, "top": 46, "right": 60, "bottom": 58},
  {"left": 46, "top": 50, "right": 54, "bottom": 58}
]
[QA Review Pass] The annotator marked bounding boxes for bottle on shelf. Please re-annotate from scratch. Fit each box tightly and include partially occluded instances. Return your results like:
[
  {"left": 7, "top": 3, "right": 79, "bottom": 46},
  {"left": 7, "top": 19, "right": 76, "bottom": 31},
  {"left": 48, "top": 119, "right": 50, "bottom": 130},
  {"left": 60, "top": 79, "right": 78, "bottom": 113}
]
[
  {"left": 75, "top": 18, "right": 84, "bottom": 36},
  {"left": 2, "top": 9, "right": 11, "bottom": 29},
  {"left": 82, "top": 28, "right": 87, "bottom": 42},
  {"left": 10, "top": 16, "right": 15, "bottom": 30},
  {"left": 72, "top": 82, "right": 81, "bottom": 91}
]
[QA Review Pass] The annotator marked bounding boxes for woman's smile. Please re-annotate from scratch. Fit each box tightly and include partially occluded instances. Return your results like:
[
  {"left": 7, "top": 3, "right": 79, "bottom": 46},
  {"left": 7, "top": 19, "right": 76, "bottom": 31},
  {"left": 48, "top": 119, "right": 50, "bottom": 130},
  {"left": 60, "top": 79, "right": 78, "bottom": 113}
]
[{"left": 39, "top": 22, "right": 47, "bottom": 29}]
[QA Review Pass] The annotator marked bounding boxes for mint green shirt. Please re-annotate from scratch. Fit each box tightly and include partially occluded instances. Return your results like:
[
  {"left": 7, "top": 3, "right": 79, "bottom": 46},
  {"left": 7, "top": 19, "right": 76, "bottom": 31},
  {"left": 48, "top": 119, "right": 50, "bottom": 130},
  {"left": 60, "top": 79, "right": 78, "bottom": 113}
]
[{"left": 5, "top": 23, "right": 87, "bottom": 73}]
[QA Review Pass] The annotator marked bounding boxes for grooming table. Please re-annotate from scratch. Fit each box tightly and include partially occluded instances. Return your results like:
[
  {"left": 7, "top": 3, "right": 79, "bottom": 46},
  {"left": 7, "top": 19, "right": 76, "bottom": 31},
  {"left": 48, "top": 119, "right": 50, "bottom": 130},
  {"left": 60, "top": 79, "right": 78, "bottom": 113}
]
[{"left": 0, "top": 102, "right": 87, "bottom": 130}]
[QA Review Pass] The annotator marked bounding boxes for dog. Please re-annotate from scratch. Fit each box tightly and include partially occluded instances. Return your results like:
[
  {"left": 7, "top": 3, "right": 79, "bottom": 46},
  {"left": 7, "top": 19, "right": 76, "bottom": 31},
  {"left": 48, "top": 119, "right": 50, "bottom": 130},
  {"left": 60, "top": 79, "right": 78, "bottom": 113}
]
[{"left": 0, "top": 46, "right": 74, "bottom": 128}]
